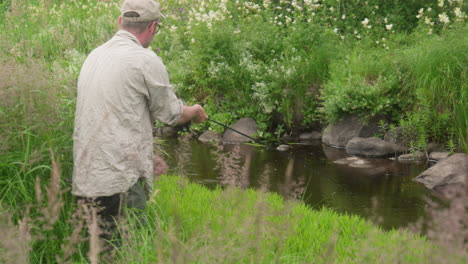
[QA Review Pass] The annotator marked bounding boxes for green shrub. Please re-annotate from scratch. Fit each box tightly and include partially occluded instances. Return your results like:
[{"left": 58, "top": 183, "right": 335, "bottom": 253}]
[{"left": 320, "top": 49, "right": 403, "bottom": 122}]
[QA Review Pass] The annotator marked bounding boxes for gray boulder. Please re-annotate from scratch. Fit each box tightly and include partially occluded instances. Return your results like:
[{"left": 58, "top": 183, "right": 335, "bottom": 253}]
[
  {"left": 414, "top": 153, "right": 468, "bottom": 189},
  {"left": 299, "top": 131, "right": 321, "bottom": 142},
  {"left": 198, "top": 130, "right": 221, "bottom": 144},
  {"left": 429, "top": 152, "right": 450, "bottom": 162},
  {"left": 222, "top": 118, "right": 258, "bottom": 143},
  {"left": 345, "top": 137, "right": 396, "bottom": 157},
  {"left": 322, "top": 114, "right": 384, "bottom": 148}
]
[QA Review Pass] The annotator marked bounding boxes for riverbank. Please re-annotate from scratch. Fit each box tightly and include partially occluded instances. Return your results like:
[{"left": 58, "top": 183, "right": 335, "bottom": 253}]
[{"left": 112, "top": 175, "right": 462, "bottom": 263}]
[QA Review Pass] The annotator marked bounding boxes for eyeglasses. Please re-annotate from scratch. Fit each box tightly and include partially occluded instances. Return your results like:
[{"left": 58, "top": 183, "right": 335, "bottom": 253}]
[{"left": 154, "top": 21, "right": 162, "bottom": 34}]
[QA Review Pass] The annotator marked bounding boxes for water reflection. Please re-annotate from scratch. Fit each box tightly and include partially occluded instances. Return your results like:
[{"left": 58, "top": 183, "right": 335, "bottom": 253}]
[{"left": 162, "top": 139, "right": 432, "bottom": 231}]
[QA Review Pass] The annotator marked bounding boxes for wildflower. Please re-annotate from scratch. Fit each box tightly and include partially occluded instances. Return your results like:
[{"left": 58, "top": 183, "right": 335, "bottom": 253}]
[
  {"left": 191, "top": 38, "right": 195, "bottom": 43},
  {"left": 361, "top": 18, "right": 369, "bottom": 26},
  {"left": 385, "top": 24, "right": 393, "bottom": 30},
  {"left": 424, "top": 17, "right": 434, "bottom": 26},
  {"left": 342, "top": 14, "right": 346, "bottom": 20},
  {"left": 416, "top": 8, "right": 424, "bottom": 19},
  {"left": 438, "top": 0, "right": 444, "bottom": 7},
  {"left": 454, "top": 7, "right": 464, "bottom": 18},
  {"left": 438, "top": 13, "right": 450, "bottom": 24},
  {"left": 333, "top": 28, "right": 339, "bottom": 34},
  {"left": 340, "top": 35, "right": 345, "bottom": 40}
]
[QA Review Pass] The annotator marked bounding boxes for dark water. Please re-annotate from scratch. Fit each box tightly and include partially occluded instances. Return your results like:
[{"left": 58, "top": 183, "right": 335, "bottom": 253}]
[{"left": 161, "top": 138, "right": 433, "bottom": 231}]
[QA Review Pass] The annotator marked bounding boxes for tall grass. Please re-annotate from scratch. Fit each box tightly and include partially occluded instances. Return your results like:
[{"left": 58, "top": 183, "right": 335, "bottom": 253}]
[
  {"left": 399, "top": 25, "right": 468, "bottom": 151},
  {"left": 0, "top": 0, "right": 467, "bottom": 262}
]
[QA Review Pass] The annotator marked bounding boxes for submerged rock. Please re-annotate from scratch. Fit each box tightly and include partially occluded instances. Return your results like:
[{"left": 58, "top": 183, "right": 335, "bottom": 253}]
[
  {"left": 334, "top": 156, "right": 373, "bottom": 168},
  {"left": 222, "top": 118, "right": 258, "bottom": 144},
  {"left": 199, "top": 130, "right": 221, "bottom": 144},
  {"left": 413, "top": 153, "right": 468, "bottom": 189},
  {"left": 345, "top": 137, "right": 396, "bottom": 158},
  {"left": 398, "top": 152, "right": 426, "bottom": 163},
  {"left": 322, "top": 114, "right": 384, "bottom": 148},
  {"left": 276, "top": 144, "right": 291, "bottom": 151}
]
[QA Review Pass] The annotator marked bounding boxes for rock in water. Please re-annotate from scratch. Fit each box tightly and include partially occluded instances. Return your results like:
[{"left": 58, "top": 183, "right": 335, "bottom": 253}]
[
  {"left": 322, "top": 114, "right": 384, "bottom": 148},
  {"left": 276, "top": 144, "right": 291, "bottom": 151},
  {"left": 222, "top": 118, "right": 258, "bottom": 143},
  {"left": 345, "top": 137, "right": 396, "bottom": 157},
  {"left": 414, "top": 153, "right": 468, "bottom": 189}
]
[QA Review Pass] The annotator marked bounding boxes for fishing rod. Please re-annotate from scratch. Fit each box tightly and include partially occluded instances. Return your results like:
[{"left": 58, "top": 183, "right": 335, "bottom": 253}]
[{"left": 207, "top": 118, "right": 275, "bottom": 150}]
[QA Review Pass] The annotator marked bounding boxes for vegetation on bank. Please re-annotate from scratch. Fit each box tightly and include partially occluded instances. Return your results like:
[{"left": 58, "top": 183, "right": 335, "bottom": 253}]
[
  {"left": 0, "top": 0, "right": 466, "bottom": 152},
  {"left": 4, "top": 174, "right": 466, "bottom": 263},
  {"left": 0, "top": 0, "right": 467, "bottom": 263}
]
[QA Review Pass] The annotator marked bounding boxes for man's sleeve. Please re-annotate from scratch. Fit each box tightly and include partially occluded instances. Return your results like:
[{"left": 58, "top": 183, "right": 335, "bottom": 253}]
[{"left": 143, "top": 57, "right": 183, "bottom": 126}]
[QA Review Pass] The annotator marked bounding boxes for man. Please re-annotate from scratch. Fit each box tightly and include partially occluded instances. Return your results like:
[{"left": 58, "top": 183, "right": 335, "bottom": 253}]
[{"left": 72, "top": 0, "right": 207, "bottom": 240}]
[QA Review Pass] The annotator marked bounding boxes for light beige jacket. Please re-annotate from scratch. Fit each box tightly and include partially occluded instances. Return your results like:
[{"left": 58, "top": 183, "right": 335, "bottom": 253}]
[{"left": 72, "top": 30, "right": 183, "bottom": 197}]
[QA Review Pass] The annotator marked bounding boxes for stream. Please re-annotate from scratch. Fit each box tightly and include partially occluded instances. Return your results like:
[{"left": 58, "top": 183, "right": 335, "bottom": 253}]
[{"left": 161, "top": 137, "right": 434, "bottom": 232}]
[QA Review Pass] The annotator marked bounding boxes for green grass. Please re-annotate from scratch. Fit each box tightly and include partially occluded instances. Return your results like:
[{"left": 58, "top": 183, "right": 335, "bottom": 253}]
[
  {"left": 0, "top": 0, "right": 467, "bottom": 263},
  {"left": 110, "top": 175, "right": 464, "bottom": 264}
]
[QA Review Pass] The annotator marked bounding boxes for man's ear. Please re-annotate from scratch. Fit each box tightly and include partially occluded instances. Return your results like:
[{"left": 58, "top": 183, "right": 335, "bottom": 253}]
[
  {"left": 149, "top": 21, "right": 157, "bottom": 33},
  {"left": 118, "top": 16, "right": 122, "bottom": 26}
]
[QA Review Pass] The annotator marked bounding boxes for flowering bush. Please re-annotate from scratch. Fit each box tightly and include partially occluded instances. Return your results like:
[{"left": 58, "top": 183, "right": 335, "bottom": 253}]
[{"left": 1, "top": 0, "right": 465, "bottom": 149}]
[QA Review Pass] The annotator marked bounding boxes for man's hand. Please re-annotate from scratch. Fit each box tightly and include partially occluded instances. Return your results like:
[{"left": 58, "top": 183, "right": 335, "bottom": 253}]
[
  {"left": 193, "top": 104, "right": 208, "bottom": 124},
  {"left": 177, "top": 104, "right": 208, "bottom": 125}
]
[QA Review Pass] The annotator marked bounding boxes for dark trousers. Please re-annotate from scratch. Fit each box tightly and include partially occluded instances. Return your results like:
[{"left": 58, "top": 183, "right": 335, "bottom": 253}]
[{"left": 76, "top": 179, "right": 147, "bottom": 243}]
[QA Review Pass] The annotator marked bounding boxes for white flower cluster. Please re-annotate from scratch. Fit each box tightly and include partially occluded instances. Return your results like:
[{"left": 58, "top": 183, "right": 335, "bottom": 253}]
[
  {"left": 361, "top": 18, "right": 371, "bottom": 29},
  {"left": 251, "top": 82, "right": 275, "bottom": 114},
  {"left": 188, "top": 0, "right": 229, "bottom": 29}
]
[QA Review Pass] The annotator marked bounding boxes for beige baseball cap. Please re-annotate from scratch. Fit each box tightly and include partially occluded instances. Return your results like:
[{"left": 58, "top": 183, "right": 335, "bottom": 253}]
[{"left": 121, "top": 0, "right": 163, "bottom": 22}]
